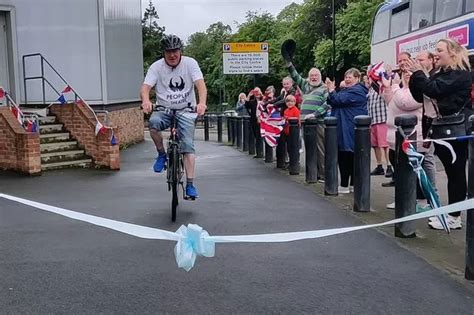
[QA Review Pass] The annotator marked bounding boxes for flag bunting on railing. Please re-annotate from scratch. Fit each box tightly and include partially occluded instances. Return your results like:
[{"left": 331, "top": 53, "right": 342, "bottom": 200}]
[{"left": 57, "top": 85, "right": 116, "bottom": 145}]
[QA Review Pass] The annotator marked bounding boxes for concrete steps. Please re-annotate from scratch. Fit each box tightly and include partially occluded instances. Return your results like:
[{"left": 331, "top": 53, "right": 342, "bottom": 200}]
[
  {"left": 41, "top": 159, "right": 93, "bottom": 171},
  {"left": 38, "top": 115, "right": 92, "bottom": 170}
]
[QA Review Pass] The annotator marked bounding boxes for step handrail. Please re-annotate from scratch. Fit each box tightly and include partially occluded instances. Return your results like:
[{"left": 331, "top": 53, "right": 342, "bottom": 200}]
[
  {"left": 22, "top": 53, "right": 111, "bottom": 133},
  {"left": 0, "top": 86, "right": 39, "bottom": 133}
]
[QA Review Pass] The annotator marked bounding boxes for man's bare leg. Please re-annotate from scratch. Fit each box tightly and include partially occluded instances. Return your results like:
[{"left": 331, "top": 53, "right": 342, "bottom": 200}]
[
  {"left": 183, "top": 153, "right": 195, "bottom": 179},
  {"left": 374, "top": 147, "right": 382, "bottom": 165},
  {"left": 150, "top": 129, "right": 165, "bottom": 152}
]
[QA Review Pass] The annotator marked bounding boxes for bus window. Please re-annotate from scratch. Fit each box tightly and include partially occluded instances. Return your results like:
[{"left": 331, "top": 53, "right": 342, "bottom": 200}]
[
  {"left": 411, "top": 0, "right": 434, "bottom": 30},
  {"left": 390, "top": 3, "right": 410, "bottom": 38},
  {"left": 372, "top": 10, "right": 389, "bottom": 43},
  {"left": 467, "top": 0, "right": 474, "bottom": 13},
  {"left": 435, "top": 0, "right": 463, "bottom": 22}
]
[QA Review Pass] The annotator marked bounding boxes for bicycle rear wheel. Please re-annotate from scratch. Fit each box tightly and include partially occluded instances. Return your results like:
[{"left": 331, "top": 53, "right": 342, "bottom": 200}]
[{"left": 171, "top": 145, "right": 179, "bottom": 222}]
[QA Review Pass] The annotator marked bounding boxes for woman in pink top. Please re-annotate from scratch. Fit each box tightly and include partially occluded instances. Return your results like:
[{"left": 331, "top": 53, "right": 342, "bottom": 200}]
[
  {"left": 383, "top": 72, "right": 425, "bottom": 153},
  {"left": 382, "top": 71, "right": 428, "bottom": 208}
]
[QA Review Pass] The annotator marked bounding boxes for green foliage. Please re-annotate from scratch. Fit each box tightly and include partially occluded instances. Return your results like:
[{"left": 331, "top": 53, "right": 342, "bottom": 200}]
[
  {"left": 142, "top": 0, "right": 165, "bottom": 70},
  {"left": 143, "top": 0, "right": 382, "bottom": 110},
  {"left": 314, "top": 0, "right": 383, "bottom": 77}
]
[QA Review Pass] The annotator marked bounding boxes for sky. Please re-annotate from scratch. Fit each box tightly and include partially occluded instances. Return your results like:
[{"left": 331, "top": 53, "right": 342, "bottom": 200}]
[{"left": 143, "top": 0, "right": 304, "bottom": 42}]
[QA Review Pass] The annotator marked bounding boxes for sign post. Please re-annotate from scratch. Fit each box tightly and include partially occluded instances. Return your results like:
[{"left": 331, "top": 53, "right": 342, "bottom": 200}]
[{"left": 222, "top": 42, "right": 269, "bottom": 75}]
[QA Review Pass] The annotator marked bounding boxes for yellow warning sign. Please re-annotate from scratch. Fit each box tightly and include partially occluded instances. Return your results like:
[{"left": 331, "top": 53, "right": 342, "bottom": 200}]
[{"left": 223, "top": 42, "right": 269, "bottom": 53}]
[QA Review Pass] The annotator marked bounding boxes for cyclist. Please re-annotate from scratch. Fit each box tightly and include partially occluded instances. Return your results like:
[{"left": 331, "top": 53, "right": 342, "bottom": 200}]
[{"left": 140, "top": 34, "right": 207, "bottom": 199}]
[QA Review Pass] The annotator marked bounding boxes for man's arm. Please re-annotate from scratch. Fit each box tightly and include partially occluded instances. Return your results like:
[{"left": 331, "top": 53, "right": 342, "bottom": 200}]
[
  {"left": 287, "top": 62, "right": 309, "bottom": 93},
  {"left": 194, "top": 79, "right": 207, "bottom": 116},
  {"left": 140, "top": 84, "right": 153, "bottom": 114}
]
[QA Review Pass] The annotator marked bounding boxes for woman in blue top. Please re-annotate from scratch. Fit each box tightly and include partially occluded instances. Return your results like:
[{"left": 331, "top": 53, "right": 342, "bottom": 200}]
[{"left": 326, "top": 68, "right": 368, "bottom": 193}]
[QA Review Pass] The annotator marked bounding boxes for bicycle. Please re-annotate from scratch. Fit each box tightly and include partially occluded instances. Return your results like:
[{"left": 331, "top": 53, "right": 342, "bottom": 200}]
[{"left": 155, "top": 103, "right": 195, "bottom": 222}]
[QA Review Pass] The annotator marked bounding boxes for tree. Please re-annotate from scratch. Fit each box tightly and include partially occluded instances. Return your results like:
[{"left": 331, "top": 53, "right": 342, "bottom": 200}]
[
  {"left": 142, "top": 0, "right": 165, "bottom": 70},
  {"left": 289, "top": 0, "right": 347, "bottom": 75},
  {"left": 314, "top": 0, "right": 383, "bottom": 77}
]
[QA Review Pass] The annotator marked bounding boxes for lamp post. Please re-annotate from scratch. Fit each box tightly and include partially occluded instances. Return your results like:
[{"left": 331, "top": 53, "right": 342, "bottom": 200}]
[{"left": 332, "top": 0, "right": 336, "bottom": 80}]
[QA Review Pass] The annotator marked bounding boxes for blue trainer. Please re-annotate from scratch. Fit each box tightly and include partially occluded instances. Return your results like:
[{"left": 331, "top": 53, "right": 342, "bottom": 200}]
[
  {"left": 185, "top": 184, "right": 199, "bottom": 199},
  {"left": 153, "top": 152, "right": 167, "bottom": 173}
]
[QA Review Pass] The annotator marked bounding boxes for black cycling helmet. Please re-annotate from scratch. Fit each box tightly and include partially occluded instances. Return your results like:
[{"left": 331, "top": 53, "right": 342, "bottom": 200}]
[{"left": 162, "top": 34, "right": 183, "bottom": 51}]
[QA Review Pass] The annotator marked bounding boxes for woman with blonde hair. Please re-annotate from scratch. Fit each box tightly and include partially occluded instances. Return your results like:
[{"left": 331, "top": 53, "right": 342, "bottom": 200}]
[
  {"left": 408, "top": 38, "right": 472, "bottom": 230},
  {"left": 235, "top": 92, "right": 247, "bottom": 116}
]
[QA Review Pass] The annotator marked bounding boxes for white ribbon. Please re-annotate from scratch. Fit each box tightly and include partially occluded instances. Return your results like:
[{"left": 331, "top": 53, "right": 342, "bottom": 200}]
[{"left": 1, "top": 193, "right": 473, "bottom": 271}]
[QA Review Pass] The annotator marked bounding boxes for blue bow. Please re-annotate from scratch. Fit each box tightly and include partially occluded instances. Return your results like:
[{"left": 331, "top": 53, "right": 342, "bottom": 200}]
[{"left": 174, "top": 224, "right": 215, "bottom": 271}]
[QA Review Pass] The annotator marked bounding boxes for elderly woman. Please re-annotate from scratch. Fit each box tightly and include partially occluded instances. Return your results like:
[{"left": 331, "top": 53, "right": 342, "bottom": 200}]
[
  {"left": 326, "top": 68, "right": 368, "bottom": 194},
  {"left": 235, "top": 93, "right": 247, "bottom": 116},
  {"left": 408, "top": 38, "right": 472, "bottom": 230}
]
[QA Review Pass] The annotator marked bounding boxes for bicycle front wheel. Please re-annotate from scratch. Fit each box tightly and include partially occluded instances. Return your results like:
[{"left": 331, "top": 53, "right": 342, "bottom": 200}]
[{"left": 171, "top": 145, "right": 179, "bottom": 222}]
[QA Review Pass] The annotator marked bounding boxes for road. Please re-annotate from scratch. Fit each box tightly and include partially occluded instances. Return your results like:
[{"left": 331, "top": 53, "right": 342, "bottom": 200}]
[{"left": 0, "top": 136, "right": 473, "bottom": 313}]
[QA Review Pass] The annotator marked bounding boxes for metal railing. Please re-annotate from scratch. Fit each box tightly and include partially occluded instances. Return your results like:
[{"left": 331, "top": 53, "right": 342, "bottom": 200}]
[
  {"left": 2, "top": 87, "right": 39, "bottom": 133},
  {"left": 22, "top": 53, "right": 109, "bottom": 128}
]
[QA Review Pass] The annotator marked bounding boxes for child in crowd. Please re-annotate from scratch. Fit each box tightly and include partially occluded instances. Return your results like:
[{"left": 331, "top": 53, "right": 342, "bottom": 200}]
[{"left": 283, "top": 94, "right": 300, "bottom": 135}]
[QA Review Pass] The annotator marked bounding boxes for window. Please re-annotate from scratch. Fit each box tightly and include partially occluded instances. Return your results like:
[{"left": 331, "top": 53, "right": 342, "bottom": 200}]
[
  {"left": 390, "top": 3, "right": 410, "bottom": 38},
  {"left": 435, "top": 0, "right": 463, "bottom": 22},
  {"left": 411, "top": 0, "right": 434, "bottom": 30},
  {"left": 372, "top": 10, "right": 390, "bottom": 43}
]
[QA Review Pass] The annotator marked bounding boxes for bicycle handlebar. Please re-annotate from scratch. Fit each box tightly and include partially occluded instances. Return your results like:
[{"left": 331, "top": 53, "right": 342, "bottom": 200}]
[{"left": 154, "top": 103, "right": 196, "bottom": 113}]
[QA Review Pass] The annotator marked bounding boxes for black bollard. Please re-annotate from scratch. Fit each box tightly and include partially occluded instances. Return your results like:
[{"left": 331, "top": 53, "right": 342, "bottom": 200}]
[
  {"left": 466, "top": 115, "right": 474, "bottom": 280},
  {"left": 255, "top": 124, "right": 264, "bottom": 158},
  {"left": 304, "top": 119, "right": 318, "bottom": 183},
  {"left": 264, "top": 142, "right": 273, "bottom": 163},
  {"left": 287, "top": 118, "right": 300, "bottom": 175},
  {"left": 248, "top": 118, "right": 256, "bottom": 155},
  {"left": 276, "top": 135, "right": 286, "bottom": 169},
  {"left": 394, "top": 114, "right": 417, "bottom": 238},
  {"left": 226, "top": 116, "right": 232, "bottom": 143},
  {"left": 243, "top": 116, "right": 249, "bottom": 152},
  {"left": 231, "top": 117, "right": 237, "bottom": 146},
  {"left": 353, "top": 115, "right": 372, "bottom": 212},
  {"left": 204, "top": 115, "right": 210, "bottom": 141},
  {"left": 324, "top": 117, "right": 338, "bottom": 196},
  {"left": 236, "top": 117, "right": 243, "bottom": 149},
  {"left": 217, "top": 115, "right": 223, "bottom": 143}
]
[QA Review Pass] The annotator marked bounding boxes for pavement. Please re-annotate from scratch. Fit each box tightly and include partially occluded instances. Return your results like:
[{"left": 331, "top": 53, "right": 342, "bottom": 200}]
[
  {"left": 198, "top": 127, "right": 470, "bottom": 280},
  {"left": 0, "top": 129, "right": 473, "bottom": 313}
]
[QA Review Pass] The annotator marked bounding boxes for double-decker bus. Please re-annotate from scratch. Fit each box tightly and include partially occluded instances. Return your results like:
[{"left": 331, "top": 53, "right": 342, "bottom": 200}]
[{"left": 371, "top": 0, "right": 474, "bottom": 66}]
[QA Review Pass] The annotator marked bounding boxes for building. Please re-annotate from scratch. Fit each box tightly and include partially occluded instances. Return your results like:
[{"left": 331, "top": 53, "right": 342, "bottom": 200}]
[{"left": 0, "top": 0, "right": 145, "bottom": 174}]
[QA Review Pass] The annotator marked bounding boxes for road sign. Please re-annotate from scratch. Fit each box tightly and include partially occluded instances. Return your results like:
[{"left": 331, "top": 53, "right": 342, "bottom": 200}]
[{"left": 222, "top": 42, "right": 269, "bottom": 74}]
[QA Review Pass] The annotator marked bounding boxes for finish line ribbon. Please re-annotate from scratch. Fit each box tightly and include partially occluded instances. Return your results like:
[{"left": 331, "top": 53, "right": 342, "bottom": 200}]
[{"left": 1, "top": 193, "right": 473, "bottom": 271}]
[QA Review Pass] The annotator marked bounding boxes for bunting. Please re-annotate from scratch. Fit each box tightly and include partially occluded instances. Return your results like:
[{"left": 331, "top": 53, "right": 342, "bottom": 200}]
[
  {"left": 57, "top": 94, "right": 67, "bottom": 105},
  {"left": 110, "top": 133, "right": 117, "bottom": 146},
  {"left": 95, "top": 121, "right": 107, "bottom": 136}
]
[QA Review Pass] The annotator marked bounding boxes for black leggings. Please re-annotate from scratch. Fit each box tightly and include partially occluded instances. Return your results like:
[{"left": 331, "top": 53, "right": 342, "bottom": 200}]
[
  {"left": 434, "top": 141, "right": 468, "bottom": 217},
  {"left": 338, "top": 151, "right": 354, "bottom": 187}
]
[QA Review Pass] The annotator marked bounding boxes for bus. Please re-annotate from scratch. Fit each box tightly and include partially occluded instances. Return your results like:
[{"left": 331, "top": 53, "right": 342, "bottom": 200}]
[{"left": 371, "top": 0, "right": 474, "bottom": 66}]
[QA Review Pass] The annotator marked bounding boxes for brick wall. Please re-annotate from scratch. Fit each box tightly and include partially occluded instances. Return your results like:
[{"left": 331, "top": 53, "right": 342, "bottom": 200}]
[
  {"left": 0, "top": 107, "right": 41, "bottom": 175},
  {"left": 98, "top": 106, "right": 144, "bottom": 147},
  {"left": 50, "top": 103, "right": 120, "bottom": 170}
]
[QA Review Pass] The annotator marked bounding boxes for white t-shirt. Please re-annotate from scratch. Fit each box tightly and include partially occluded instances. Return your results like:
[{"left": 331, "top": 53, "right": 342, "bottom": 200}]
[{"left": 143, "top": 56, "right": 204, "bottom": 108}]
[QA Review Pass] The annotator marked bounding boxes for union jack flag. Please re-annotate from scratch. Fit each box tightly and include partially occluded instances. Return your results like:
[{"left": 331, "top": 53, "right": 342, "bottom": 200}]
[{"left": 258, "top": 101, "right": 285, "bottom": 147}]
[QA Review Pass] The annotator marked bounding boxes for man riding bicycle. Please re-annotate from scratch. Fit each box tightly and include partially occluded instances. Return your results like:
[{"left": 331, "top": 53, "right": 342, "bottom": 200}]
[{"left": 140, "top": 34, "right": 207, "bottom": 199}]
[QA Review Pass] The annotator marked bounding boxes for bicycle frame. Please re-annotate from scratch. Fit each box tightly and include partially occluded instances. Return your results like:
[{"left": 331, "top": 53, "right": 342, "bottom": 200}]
[
  {"left": 155, "top": 103, "right": 194, "bottom": 222},
  {"left": 166, "top": 110, "right": 185, "bottom": 194}
]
